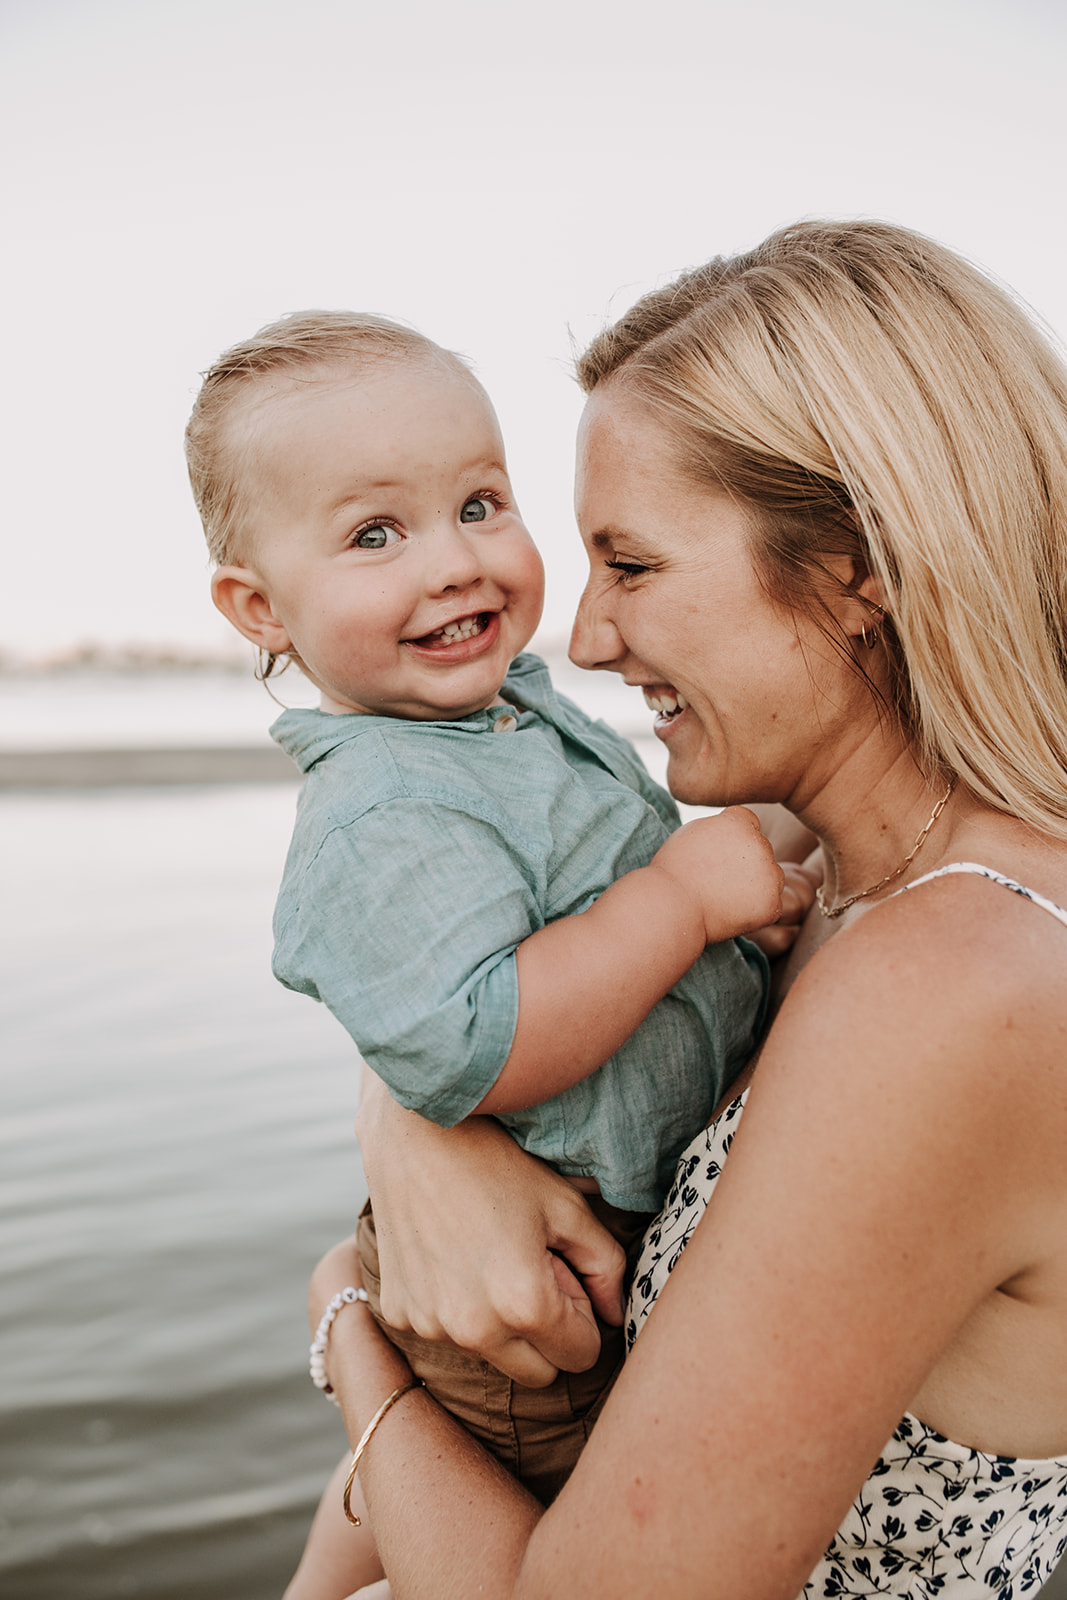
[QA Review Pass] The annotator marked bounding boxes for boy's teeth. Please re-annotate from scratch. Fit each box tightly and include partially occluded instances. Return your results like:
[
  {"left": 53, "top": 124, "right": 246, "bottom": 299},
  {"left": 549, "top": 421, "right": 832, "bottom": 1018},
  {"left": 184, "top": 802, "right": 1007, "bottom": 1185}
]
[
  {"left": 643, "top": 688, "right": 688, "bottom": 717},
  {"left": 423, "top": 614, "right": 486, "bottom": 645}
]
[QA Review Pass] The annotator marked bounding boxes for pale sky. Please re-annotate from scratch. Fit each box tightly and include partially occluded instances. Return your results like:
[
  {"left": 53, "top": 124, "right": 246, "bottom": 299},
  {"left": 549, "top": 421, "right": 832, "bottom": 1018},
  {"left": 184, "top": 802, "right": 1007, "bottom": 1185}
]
[{"left": 3, "top": 0, "right": 1065, "bottom": 661}]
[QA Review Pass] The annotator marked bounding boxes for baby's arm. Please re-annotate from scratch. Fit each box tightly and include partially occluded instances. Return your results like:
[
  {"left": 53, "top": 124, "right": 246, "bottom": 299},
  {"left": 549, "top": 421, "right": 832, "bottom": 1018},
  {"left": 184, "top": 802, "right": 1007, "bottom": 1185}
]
[{"left": 475, "top": 806, "right": 782, "bottom": 1115}]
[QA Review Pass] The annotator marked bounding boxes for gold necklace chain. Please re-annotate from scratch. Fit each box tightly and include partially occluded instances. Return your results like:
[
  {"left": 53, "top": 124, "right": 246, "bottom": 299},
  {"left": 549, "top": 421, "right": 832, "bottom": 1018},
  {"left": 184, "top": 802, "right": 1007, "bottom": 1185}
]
[{"left": 816, "top": 776, "right": 958, "bottom": 919}]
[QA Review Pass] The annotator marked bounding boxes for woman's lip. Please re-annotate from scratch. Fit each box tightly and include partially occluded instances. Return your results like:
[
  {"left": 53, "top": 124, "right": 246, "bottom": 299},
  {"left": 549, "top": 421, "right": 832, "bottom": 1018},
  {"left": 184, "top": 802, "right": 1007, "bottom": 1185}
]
[
  {"left": 652, "top": 702, "right": 688, "bottom": 742},
  {"left": 404, "top": 610, "right": 502, "bottom": 662}
]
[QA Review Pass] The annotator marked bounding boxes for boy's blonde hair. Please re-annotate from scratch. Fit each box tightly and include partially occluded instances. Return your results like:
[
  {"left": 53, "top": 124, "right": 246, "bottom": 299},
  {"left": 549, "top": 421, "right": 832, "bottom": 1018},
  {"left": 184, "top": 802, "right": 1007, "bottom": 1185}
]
[
  {"left": 577, "top": 219, "right": 1067, "bottom": 839},
  {"left": 186, "top": 310, "right": 475, "bottom": 567}
]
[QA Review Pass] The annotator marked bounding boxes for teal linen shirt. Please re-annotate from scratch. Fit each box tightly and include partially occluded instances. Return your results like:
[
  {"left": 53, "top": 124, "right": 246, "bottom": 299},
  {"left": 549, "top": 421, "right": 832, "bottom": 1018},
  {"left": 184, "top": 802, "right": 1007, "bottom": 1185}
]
[{"left": 271, "top": 654, "right": 767, "bottom": 1211}]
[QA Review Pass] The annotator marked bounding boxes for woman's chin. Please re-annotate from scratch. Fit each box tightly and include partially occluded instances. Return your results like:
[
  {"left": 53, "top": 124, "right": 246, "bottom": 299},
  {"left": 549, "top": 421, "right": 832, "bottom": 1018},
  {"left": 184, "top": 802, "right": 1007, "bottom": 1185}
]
[
  {"left": 658, "top": 715, "right": 713, "bottom": 805},
  {"left": 664, "top": 753, "right": 715, "bottom": 808}
]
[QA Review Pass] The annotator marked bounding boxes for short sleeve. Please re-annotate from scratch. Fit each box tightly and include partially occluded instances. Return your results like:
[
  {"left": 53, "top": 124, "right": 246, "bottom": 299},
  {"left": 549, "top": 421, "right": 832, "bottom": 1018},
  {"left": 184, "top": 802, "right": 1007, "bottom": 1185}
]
[{"left": 272, "top": 798, "right": 545, "bottom": 1125}]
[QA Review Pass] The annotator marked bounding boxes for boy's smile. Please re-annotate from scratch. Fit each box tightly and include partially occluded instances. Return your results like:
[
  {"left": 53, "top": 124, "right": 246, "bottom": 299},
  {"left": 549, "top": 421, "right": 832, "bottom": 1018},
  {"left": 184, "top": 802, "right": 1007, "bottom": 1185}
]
[{"left": 215, "top": 358, "right": 544, "bottom": 720}]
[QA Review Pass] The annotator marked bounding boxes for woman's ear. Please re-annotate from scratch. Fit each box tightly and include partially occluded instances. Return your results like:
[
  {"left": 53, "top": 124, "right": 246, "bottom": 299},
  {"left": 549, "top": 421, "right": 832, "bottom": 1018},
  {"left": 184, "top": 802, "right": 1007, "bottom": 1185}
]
[
  {"left": 211, "top": 566, "right": 293, "bottom": 654},
  {"left": 818, "top": 552, "right": 886, "bottom": 642},
  {"left": 845, "top": 566, "right": 886, "bottom": 643}
]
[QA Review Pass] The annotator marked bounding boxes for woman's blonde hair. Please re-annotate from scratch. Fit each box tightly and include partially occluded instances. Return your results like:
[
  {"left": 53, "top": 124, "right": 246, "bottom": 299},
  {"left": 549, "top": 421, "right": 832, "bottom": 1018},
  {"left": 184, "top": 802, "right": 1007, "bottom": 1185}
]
[
  {"left": 186, "top": 310, "right": 474, "bottom": 568},
  {"left": 578, "top": 219, "right": 1067, "bottom": 838}
]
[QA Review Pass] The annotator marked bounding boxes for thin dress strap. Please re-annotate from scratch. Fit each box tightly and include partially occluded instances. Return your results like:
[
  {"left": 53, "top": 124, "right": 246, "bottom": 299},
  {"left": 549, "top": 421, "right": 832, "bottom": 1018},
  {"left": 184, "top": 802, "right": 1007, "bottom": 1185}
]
[{"left": 897, "top": 860, "right": 1067, "bottom": 928}]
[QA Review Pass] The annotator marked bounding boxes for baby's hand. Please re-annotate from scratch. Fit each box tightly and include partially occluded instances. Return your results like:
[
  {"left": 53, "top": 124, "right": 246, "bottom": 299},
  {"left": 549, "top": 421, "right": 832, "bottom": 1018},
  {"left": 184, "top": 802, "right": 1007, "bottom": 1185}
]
[
  {"left": 747, "top": 860, "right": 821, "bottom": 958},
  {"left": 651, "top": 807, "right": 785, "bottom": 947}
]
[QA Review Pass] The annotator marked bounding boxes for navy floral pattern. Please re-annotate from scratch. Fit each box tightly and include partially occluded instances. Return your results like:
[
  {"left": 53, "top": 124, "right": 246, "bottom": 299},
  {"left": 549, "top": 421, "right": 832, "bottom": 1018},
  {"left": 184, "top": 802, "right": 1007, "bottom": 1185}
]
[{"left": 627, "top": 1087, "right": 1067, "bottom": 1597}]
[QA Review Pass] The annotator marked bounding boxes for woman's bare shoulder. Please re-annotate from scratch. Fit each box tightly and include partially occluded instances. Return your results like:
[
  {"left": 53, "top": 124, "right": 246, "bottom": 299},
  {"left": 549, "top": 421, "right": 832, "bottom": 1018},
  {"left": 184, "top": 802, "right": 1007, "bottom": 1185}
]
[{"left": 758, "top": 847, "right": 1067, "bottom": 1174}]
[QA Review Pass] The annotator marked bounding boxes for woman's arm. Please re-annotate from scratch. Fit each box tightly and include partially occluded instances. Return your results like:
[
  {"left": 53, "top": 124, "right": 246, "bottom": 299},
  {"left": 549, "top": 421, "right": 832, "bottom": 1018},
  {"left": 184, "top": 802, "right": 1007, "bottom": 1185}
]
[
  {"left": 310, "top": 1237, "right": 542, "bottom": 1598},
  {"left": 356, "top": 1069, "right": 626, "bottom": 1384},
  {"left": 334, "top": 879, "right": 1063, "bottom": 1598}
]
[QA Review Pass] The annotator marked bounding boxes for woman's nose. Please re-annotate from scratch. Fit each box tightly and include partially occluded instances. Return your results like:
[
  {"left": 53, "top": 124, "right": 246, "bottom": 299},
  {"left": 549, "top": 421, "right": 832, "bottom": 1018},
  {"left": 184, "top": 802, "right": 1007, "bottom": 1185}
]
[{"left": 568, "top": 581, "right": 625, "bottom": 671}]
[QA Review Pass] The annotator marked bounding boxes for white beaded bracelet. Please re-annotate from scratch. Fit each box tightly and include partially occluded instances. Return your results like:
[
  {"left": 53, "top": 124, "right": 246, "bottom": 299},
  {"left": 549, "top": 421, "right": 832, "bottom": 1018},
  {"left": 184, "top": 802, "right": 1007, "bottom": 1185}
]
[{"left": 309, "top": 1285, "right": 369, "bottom": 1405}]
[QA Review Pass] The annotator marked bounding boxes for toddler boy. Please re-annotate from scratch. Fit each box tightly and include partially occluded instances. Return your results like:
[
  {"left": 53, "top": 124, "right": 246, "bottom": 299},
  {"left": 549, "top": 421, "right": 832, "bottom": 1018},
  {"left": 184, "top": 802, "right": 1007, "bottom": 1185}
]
[{"left": 187, "top": 311, "right": 781, "bottom": 1590}]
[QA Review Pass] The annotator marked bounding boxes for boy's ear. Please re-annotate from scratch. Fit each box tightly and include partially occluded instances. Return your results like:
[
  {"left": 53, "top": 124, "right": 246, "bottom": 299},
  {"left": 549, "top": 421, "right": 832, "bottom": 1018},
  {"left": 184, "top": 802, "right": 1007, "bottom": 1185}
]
[{"left": 211, "top": 566, "right": 293, "bottom": 654}]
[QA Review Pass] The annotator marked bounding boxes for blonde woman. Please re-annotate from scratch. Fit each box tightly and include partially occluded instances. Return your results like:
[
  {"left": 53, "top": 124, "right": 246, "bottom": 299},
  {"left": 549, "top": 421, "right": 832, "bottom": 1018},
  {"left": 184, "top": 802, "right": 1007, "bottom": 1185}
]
[{"left": 306, "top": 221, "right": 1067, "bottom": 1599}]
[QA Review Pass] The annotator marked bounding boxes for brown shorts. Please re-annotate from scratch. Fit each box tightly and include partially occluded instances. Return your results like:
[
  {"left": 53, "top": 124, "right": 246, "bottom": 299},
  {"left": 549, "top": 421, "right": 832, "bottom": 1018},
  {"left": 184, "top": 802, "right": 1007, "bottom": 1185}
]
[{"left": 357, "top": 1195, "right": 650, "bottom": 1504}]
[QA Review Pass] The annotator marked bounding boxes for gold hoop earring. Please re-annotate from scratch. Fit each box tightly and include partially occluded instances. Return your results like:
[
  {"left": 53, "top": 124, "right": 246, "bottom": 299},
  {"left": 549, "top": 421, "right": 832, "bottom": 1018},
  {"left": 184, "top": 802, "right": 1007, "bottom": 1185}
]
[{"left": 860, "top": 611, "right": 883, "bottom": 650}]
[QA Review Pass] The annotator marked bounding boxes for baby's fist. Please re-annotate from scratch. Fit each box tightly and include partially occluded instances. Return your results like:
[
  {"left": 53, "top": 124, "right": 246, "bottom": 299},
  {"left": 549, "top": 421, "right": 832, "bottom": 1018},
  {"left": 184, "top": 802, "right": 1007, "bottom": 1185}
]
[{"left": 652, "top": 808, "right": 784, "bottom": 946}]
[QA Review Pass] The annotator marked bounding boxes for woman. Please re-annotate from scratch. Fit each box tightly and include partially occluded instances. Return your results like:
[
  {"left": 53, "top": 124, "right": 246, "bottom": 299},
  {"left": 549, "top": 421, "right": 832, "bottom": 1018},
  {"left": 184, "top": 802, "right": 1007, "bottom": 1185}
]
[{"left": 307, "top": 220, "right": 1067, "bottom": 1598}]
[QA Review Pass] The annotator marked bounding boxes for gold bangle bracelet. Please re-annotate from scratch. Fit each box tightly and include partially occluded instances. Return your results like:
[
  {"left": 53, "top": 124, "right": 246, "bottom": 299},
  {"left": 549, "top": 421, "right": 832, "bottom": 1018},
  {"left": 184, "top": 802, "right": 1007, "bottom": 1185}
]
[{"left": 342, "top": 1378, "right": 425, "bottom": 1525}]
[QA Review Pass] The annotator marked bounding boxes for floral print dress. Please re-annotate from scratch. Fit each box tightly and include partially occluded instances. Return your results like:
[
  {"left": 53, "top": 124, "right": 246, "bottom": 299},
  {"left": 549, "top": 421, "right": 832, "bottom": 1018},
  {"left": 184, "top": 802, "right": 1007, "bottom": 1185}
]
[{"left": 626, "top": 865, "right": 1067, "bottom": 1598}]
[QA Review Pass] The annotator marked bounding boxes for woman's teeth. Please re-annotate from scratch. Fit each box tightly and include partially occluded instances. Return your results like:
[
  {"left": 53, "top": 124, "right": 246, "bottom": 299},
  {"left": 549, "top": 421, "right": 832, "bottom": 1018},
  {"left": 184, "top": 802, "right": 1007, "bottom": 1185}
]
[
  {"left": 643, "top": 688, "right": 688, "bottom": 719},
  {"left": 421, "top": 614, "right": 487, "bottom": 646}
]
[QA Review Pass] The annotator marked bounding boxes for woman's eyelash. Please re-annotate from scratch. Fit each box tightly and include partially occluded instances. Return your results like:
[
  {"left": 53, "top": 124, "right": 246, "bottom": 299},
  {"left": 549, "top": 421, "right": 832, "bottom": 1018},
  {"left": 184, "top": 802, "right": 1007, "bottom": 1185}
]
[{"left": 605, "top": 558, "right": 650, "bottom": 579}]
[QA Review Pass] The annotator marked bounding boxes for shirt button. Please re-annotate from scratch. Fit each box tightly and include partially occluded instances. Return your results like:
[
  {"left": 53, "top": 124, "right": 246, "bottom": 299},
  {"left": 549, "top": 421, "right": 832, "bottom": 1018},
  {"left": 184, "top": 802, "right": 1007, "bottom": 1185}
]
[{"left": 492, "top": 713, "right": 518, "bottom": 733}]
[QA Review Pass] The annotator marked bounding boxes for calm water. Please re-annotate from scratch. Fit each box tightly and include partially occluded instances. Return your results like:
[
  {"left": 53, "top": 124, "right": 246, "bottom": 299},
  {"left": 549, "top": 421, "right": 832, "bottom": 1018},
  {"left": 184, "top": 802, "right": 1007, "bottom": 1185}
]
[
  {"left": 0, "top": 662, "right": 661, "bottom": 1600},
  {"left": 2, "top": 670, "right": 1064, "bottom": 1600},
  {"left": 1, "top": 782, "right": 363, "bottom": 1599}
]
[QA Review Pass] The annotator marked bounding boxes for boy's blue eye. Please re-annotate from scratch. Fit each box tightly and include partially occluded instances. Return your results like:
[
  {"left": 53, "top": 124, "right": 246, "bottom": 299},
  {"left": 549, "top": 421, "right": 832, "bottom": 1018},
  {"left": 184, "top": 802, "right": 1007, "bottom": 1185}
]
[
  {"left": 353, "top": 524, "right": 398, "bottom": 550},
  {"left": 460, "top": 497, "right": 491, "bottom": 523}
]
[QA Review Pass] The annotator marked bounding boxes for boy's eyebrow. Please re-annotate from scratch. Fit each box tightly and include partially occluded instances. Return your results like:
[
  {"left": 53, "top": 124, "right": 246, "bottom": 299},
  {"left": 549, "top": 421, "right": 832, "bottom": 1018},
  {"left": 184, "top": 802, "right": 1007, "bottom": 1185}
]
[
  {"left": 327, "top": 457, "right": 511, "bottom": 492},
  {"left": 459, "top": 454, "right": 509, "bottom": 479},
  {"left": 326, "top": 458, "right": 510, "bottom": 510},
  {"left": 322, "top": 478, "right": 405, "bottom": 515}
]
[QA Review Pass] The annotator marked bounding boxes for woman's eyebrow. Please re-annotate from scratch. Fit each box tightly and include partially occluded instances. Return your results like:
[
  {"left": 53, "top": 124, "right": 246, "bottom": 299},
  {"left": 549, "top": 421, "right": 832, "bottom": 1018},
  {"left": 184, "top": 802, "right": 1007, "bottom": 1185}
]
[
  {"left": 590, "top": 526, "right": 657, "bottom": 555},
  {"left": 589, "top": 526, "right": 637, "bottom": 550}
]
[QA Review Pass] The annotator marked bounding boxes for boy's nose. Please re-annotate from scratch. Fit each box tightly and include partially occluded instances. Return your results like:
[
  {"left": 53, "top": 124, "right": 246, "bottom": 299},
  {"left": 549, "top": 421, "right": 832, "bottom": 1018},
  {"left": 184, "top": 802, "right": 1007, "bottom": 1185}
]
[{"left": 426, "top": 524, "right": 485, "bottom": 596}]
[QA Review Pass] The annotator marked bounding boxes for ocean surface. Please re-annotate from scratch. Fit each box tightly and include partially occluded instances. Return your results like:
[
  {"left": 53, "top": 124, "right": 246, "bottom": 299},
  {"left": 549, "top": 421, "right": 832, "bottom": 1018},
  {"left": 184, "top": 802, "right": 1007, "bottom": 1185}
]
[
  {"left": 2, "top": 662, "right": 1065, "bottom": 1600},
  {"left": 0, "top": 658, "right": 664, "bottom": 1600}
]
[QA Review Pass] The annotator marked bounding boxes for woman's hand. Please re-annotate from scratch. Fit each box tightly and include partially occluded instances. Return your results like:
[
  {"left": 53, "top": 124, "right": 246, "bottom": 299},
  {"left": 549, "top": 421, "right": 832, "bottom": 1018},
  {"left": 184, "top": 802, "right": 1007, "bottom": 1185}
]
[{"left": 356, "top": 1071, "right": 626, "bottom": 1386}]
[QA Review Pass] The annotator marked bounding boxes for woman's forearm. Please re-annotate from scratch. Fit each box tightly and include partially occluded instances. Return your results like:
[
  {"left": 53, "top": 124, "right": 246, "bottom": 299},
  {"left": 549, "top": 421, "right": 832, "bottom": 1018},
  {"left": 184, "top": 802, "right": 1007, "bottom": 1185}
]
[{"left": 312, "top": 1242, "right": 540, "bottom": 1600}]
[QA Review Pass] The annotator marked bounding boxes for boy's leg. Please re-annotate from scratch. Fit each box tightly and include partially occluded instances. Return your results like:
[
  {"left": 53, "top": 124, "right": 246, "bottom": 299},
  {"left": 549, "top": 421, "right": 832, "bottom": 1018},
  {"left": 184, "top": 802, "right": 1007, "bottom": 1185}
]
[{"left": 283, "top": 1452, "right": 385, "bottom": 1600}]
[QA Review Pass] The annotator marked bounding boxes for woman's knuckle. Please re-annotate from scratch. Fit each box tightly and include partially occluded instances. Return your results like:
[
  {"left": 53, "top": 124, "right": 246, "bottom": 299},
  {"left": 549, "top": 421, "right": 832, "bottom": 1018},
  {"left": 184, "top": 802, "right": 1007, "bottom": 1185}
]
[
  {"left": 495, "top": 1283, "right": 545, "bottom": 1334},
  {"left": 447, "top": 1310, "right": 495, "bottom": 1352}
]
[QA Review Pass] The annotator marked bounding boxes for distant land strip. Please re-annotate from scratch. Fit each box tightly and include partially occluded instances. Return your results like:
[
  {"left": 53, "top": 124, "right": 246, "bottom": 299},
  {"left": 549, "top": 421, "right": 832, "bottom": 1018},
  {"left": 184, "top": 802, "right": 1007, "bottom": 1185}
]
[{"left": 0, "top": 746, "right": 300, "bottom": 788}]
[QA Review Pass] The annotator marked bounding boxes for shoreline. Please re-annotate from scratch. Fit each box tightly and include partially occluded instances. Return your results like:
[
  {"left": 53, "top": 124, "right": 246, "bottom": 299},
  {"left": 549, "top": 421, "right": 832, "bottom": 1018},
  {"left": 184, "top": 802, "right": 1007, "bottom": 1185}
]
[{"left": 0, "top": 745, "right": 299, "bottom": 788}]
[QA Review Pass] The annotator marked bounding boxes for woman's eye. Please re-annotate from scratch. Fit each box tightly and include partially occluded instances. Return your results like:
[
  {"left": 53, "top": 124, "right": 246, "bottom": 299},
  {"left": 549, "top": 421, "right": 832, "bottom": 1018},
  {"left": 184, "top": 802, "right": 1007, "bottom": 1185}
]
[
  {"left": 605, "top": 558, "right": 650, "bottom": 582},
  {"left": 353, "top": 524, "right": 400, "bottom": 550},
  {"left": 460, "top": 497, "right": 493, "bottom": 524}
]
